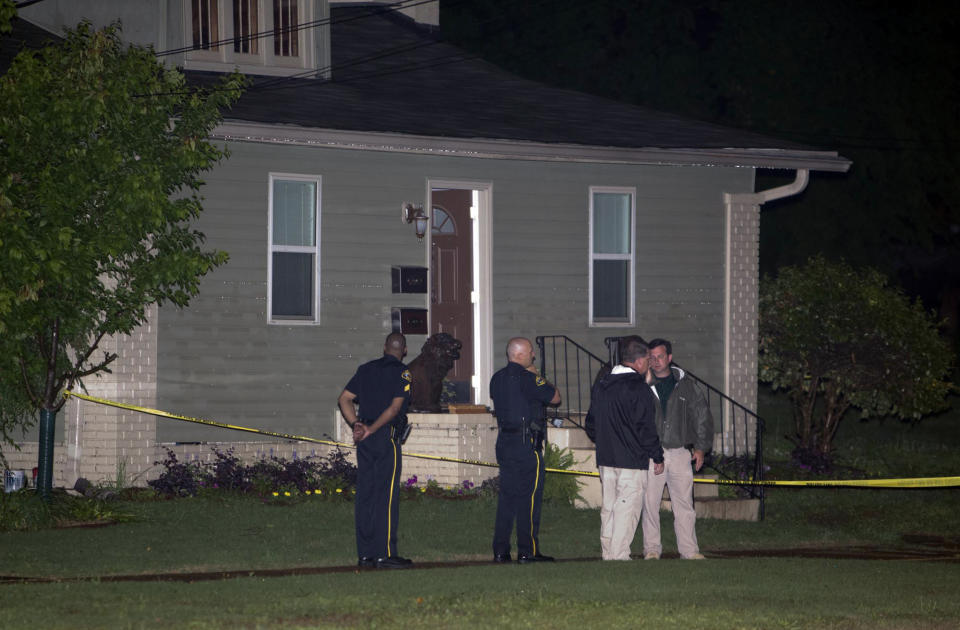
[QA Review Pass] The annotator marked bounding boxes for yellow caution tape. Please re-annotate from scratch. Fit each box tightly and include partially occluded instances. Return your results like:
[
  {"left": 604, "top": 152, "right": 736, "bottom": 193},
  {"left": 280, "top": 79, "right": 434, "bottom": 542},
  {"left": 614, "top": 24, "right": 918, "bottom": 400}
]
[
  {"left": 693, "top": 476, "right": 960, "bottom": 489},
  {"left": 63, "top": 390, "right": 503, "bottom": 470},
  {"left": 64, "top": 391, "right": 960, "bottom": 488}
]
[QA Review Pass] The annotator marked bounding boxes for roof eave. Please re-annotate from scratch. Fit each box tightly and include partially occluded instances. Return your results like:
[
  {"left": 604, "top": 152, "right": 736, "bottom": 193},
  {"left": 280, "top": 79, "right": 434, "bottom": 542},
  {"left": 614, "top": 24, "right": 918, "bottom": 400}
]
[{"left": 213, "top": 121, "right": 852, "bottom": 173}]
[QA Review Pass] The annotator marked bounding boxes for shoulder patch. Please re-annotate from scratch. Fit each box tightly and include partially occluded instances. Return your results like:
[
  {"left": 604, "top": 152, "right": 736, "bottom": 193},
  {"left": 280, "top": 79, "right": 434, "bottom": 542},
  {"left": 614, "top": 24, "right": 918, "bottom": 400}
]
[
  {"left": 536, "top": 376, "right": 546, "bottom": 386},
  {"left": 401, "top": 370, "right": 412, "bottom": 382}
]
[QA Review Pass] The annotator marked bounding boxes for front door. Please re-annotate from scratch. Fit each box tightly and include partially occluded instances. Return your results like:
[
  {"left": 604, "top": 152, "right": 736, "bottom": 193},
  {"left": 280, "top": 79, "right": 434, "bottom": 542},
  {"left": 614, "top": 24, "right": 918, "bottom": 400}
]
[{"left": 430, "top": 188, "right": 473, "bottom": 402}]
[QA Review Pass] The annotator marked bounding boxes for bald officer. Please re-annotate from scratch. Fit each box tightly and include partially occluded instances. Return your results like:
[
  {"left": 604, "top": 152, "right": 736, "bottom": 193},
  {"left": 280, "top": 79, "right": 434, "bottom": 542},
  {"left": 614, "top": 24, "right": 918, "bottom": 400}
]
[
  {"left": 338, "top": 332, "right": 413, "bottom": 569},
  {"left": 489, "top": 337, "right": 561, "bottom": 564}
]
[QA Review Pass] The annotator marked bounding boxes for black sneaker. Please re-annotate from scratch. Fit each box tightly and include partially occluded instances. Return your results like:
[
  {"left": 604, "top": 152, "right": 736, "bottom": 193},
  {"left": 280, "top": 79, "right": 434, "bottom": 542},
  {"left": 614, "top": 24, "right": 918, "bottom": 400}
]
[
  {"left": 517, "top": 553, "right": 555, "bottom": 564},
  {"left": 375, "top": 556, "right": 413, "bottom": 569},
  {"left": 492, "top": 553, "right": 512, "bottom": 563},
  {"left": 357, "top": 557, "right": 376, "bottom": 568}
]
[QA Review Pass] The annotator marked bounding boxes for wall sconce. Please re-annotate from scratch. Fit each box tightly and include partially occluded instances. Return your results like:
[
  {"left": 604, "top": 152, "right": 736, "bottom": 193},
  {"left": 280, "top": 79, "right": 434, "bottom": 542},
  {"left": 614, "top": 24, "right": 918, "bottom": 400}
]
[{"left": 402, "top": 203, "right": 429, "bottom": 240}]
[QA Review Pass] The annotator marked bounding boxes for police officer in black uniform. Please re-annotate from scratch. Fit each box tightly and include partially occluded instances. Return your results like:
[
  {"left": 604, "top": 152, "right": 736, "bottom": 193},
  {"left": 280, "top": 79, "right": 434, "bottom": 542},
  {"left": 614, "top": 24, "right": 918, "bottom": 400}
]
[
  {"left": 489, "top": 337, "right": 561, "bottom": 564},
  {"left": 338, "top": 332, "right": 413, "bottom": 569}
]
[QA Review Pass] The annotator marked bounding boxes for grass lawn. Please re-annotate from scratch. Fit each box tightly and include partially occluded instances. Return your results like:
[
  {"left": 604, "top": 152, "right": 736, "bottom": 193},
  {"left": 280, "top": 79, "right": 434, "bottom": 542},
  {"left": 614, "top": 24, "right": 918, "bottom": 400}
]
[
  {"left": 1, "top": 557, "right": 958, "bottom": 629},
  {"left": 0, "top": 388, "right": 958, "bottom": 628}
]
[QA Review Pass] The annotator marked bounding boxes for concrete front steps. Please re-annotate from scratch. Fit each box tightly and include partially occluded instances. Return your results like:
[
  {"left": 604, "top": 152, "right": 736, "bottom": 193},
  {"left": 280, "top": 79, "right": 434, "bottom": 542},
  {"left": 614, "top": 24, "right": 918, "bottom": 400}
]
[{"left": 547, "top": 422, "right": 760, "bottom": 521}]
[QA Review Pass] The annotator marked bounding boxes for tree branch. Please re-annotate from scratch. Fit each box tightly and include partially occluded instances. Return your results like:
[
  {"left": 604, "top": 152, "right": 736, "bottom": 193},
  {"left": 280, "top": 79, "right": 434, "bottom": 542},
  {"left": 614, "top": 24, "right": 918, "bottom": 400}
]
[
  {"left": 41, "top": 317, "right": 60, "bottom": 410},
  {"left": 17, "top": 355, "right": 40, "bottom": 408}
]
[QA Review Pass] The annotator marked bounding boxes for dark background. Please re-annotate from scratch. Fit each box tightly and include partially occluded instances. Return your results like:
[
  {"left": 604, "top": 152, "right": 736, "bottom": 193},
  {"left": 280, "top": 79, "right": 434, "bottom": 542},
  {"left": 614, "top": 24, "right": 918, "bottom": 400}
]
[{"left": 440, "top": 0, "right": 960, "bottom": 350}]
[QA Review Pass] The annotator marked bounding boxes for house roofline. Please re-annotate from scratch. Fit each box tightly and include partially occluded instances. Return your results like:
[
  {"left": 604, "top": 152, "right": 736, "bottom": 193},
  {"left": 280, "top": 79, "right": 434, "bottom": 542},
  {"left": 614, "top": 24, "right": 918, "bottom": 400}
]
[{"left": 212, "top": 121, "right": 851, "bottom": 172}]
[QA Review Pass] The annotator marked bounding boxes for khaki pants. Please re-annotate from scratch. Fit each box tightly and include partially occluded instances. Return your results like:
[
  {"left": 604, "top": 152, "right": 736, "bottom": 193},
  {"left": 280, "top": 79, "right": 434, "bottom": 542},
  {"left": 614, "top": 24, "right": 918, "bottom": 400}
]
[
  {"left": 599, "top": 466, "right": 646, "bottom": 560},
  {"left": 642, "top": 447, "right": 700, "bottom": 558}
]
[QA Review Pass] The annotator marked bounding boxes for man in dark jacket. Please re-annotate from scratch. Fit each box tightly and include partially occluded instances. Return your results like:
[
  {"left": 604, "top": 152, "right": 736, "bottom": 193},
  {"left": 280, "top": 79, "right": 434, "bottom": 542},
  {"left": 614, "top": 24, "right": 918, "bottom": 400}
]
[
  {"left": 642, "top": 338, "right": 714, "bottom": 560},
  {"left": 338, "top": 332, "right": 413, "bottom": 569},
  {"left": 585, "top": 336, "right": 664, "bottom": 560},
  {"left": 489, "top": 337, "right": 561, "bottom": 564}
]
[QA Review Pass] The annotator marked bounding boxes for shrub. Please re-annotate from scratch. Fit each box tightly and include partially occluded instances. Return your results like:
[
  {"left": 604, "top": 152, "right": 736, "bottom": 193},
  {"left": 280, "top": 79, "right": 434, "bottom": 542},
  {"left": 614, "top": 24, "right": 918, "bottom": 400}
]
[
  {"left": 0, "top": 489, "right": 133, "bottom": 531},
  {"left": 148, "top": 449, "right": 203, "bottom": 497},
  {"left": 760, "top": 256, "right": 954, "bottom": 458},
  {"left": 149, "top": 447, "right": 357, "bottom": 500},
  {"left": 542, "top": 442, "right": 584, "bottom": 506}
]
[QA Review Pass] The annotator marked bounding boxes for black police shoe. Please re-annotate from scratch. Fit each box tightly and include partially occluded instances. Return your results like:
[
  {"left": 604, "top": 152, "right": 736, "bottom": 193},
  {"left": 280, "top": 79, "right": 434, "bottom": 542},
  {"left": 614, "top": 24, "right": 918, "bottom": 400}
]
[
  {"left": 357, "top": 557, "right": 376, "bottom": 568},
  {"left": 517, "top": 553, "right": 555, "bottom": 564},
  {"left": 492, "top": 553, "right": 512, "bottom": 563},
  {"left": 375, "top": 556, "right": 413, "bottom": 569}
]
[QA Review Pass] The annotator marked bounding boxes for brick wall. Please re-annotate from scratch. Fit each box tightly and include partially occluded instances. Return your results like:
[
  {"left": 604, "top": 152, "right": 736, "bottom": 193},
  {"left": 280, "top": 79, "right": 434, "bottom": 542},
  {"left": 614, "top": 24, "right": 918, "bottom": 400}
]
[
  {"left": 334, "top": 411, "right": 499, "bottom": 487},
  {"left": 3, "top": 305, "right": 160, "bottom": 488}
]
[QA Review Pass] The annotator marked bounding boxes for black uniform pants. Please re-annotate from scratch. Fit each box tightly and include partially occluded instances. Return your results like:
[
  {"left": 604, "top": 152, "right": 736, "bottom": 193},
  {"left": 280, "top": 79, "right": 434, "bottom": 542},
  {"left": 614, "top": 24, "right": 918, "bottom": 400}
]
[
  {"left": 493, "top": 433, "right": 545, "bottom": 557},
  {"left": 355, "top": 427, "right": 402, "bottom": 559}
]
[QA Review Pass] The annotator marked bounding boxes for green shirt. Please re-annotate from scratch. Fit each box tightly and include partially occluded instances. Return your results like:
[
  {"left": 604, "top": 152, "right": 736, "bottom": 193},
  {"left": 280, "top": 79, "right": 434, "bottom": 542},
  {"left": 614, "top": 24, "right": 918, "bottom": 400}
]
[{"left": 654, "top": 372, "right": 676, "bottom": 415}]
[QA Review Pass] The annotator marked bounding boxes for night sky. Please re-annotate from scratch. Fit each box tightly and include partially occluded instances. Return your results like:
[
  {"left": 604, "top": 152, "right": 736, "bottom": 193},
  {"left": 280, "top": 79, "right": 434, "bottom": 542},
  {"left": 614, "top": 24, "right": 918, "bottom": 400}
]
[{"left": 441, "top": 0, "right": 960, "bottom": 342}]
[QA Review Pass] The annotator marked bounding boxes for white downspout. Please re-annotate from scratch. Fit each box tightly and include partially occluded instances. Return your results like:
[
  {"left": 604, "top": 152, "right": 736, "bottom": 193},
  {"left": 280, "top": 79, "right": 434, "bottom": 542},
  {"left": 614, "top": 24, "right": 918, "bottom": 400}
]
[{"left": 721, "top": 169, "right": 808, "bottom": 452}]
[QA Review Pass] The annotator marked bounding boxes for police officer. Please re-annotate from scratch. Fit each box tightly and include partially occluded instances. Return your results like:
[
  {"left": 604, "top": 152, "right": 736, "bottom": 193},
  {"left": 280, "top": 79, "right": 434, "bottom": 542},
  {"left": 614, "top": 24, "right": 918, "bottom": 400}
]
[
  {"left": 489, "top": 337, "right": 561, "bottom": 564},
  {"left": 338, "top": 332, "right": 413, "bottom": 569}
]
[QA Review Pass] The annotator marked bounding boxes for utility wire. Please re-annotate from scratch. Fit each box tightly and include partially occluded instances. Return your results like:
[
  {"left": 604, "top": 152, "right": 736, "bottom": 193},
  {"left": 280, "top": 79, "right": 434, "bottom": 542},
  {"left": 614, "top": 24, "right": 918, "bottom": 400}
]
[
  {"left": 136, "top": 1, "right": 946, "bottom": 151},
  {"left": 155, "top": 0, "right": 440, "bottom": 58},
  {"left": 139, "top": 0, "right": 604, "bottom": 98}
]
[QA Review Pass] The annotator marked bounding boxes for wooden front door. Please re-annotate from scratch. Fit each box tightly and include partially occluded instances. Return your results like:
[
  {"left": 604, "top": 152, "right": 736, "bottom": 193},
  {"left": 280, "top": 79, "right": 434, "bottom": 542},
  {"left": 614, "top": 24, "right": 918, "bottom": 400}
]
[{"left": 430, "top": 189, "right": 473, "bottom": 402}]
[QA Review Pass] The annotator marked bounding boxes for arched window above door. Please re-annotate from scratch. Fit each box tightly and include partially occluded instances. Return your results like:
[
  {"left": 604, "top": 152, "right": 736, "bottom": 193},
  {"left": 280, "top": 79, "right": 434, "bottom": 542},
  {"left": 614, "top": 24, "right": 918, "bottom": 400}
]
[{"left": 432, "top": 206, "right": 456, "bottom": 235}]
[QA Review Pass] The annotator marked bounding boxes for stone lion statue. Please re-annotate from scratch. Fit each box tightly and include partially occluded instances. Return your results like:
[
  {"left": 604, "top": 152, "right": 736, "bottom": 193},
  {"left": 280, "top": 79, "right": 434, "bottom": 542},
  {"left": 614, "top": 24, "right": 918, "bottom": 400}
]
[{"left": 406, "top": 333, "right": 462, "bottom": 412}]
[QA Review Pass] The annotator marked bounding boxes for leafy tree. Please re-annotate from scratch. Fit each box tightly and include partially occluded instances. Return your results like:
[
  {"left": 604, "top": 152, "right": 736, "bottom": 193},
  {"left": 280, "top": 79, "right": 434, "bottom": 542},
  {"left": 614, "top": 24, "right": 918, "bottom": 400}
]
[
  {"left": 759, "top": 256, "right": 953, "bottom": 458},
  {"left": 0, "top": 22, "right": 244, "bottom": 488},
  {"left": 0, "top": 0, "right": 14, "bottom": 34}
]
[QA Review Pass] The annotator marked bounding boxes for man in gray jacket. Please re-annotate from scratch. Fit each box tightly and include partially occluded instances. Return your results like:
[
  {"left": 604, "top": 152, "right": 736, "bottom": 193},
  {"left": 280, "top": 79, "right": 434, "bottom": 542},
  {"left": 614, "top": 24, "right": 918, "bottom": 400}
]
[{"left": 642, "top": 338, "right": 714, "bottom": 560}]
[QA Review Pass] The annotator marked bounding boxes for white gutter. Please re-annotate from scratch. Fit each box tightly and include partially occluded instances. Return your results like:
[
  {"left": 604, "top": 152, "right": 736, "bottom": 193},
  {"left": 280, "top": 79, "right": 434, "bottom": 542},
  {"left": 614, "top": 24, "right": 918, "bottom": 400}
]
[{"left": 721, "top": 168, "right": 810, "bottom": 410}]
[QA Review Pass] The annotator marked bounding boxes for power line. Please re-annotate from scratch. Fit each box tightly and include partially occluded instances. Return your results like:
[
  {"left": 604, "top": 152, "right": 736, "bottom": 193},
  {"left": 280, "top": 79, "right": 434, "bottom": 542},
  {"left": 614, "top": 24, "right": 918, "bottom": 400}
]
[
  {"left": 141, "top": 0, "right": 603, "bottom": 98},
  {"left": 135, "top": 2, "right": 949, "bottom": 151},
  {"left": 155, "top": 0, "right": 439, "bottom": 58}
]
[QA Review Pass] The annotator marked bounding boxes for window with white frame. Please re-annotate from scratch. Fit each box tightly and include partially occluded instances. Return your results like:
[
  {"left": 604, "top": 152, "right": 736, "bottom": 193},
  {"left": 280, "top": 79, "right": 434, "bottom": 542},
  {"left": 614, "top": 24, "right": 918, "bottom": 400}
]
[
  {"left": 191, "top": 0, "right": 220, "bottom": 51},
  {"left": 273, "top": 0, "right": 299, "bottom": 57},
  {"left": 184, "top": 0, "right": 314, "bottom": 74},
  {"left": 589, "top": 187, "right": 635, "bottom": 326},
  {"left": 268, "top": 174, "right": 320, "bottom": 323},
  {"left": 233, "top": 0, "right": 259, "bottom": 54}
]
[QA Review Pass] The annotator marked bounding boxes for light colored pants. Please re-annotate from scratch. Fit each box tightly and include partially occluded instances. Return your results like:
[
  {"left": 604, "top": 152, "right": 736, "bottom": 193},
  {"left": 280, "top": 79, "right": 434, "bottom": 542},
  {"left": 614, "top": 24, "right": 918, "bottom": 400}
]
[
  {"left": 599, "top": 466, "right": 647, "bottom": 560},
  {"left": 642, "top": 447, "right": 700, "bottom": 558}
]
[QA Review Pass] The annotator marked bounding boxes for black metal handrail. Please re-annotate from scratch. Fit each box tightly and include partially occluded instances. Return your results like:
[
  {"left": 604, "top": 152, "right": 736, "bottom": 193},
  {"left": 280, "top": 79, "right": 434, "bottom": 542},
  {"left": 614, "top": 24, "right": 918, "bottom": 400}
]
[
  {"left": 535, "top": 335, "right": 610, "bottom": 429},
  {"left": 535, "top": 334, "right": 766, "bottom": 519}
]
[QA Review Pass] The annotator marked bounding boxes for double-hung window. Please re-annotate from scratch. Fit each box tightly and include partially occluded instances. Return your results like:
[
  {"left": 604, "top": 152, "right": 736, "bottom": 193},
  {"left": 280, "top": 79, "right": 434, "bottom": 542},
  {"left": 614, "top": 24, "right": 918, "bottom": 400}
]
[
  {"left": 191, "top": 0, "right": 220, "bottom": 52},
  {"left": 273, "top": 0, "right": 299, "bottom": 57},
  {"left": 185, "top": 0, "right": 314, "bottom": 74},
  {"left": 268, "top": 174, "right": 320, "bottom": 323},
  {"left": 589, "top": 187, "right": 635, "bottom": 326}
]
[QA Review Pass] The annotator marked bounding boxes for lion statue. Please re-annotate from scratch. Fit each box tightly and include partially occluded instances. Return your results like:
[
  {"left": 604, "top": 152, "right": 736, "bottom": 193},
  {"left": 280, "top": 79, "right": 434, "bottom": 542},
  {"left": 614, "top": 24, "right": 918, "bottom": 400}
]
[{"left": 406, "top": 333, "right": 462, "bottom": 412}]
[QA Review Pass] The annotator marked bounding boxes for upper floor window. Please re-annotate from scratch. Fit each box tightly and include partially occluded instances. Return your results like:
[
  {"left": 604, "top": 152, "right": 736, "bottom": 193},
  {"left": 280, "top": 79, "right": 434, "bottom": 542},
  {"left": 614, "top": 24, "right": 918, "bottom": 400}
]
[
  {"left": 191, "top": 0, "right": 220, "bottom": 50},
  {"left": 273, "top": 0, "right": 299, "bottom": 57},
  {"left": 184, "top": 0, "right": 316, "bottom": 76},
  {"left": 589, "top": 187, "right": 635, "bottom": 326},
  {"left": 268, "top": 174, "right": 321, "bottom": 323},
  {"left": 233, "top": 0, "right": 259, "bottom": 54}
]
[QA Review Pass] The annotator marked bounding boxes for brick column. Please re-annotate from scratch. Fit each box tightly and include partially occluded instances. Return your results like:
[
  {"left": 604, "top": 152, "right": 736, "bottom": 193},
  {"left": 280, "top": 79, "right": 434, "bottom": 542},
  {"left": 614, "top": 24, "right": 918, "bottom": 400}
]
[
  {"left": 722, "top": 199, "right": 760, "bottom": 455},
  {"left": 63, "top": 304, "right": 159, "bottom": 487},
  {"left": 723, "top": 169, "right": 809, "bottom": 456}
]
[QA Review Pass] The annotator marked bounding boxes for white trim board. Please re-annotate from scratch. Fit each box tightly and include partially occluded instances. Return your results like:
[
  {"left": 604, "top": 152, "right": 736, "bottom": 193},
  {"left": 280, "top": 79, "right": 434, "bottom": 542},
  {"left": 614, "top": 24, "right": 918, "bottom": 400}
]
[{"left": 214, "top": 122, "right": 852, "bottom": 172}]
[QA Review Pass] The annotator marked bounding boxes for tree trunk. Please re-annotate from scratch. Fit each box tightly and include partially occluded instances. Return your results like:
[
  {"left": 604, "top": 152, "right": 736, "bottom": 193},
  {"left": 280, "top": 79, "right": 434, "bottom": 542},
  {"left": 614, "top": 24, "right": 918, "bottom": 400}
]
[{"left": 37, "top": 407, "right": 57, "bottom": 501}]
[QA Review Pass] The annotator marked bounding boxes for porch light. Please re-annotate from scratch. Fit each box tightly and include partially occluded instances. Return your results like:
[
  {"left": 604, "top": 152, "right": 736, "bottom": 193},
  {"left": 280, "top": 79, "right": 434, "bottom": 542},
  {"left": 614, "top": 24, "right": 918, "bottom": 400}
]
[{"left": 402, "top": 203, "right": 429, "bottom": 240}]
